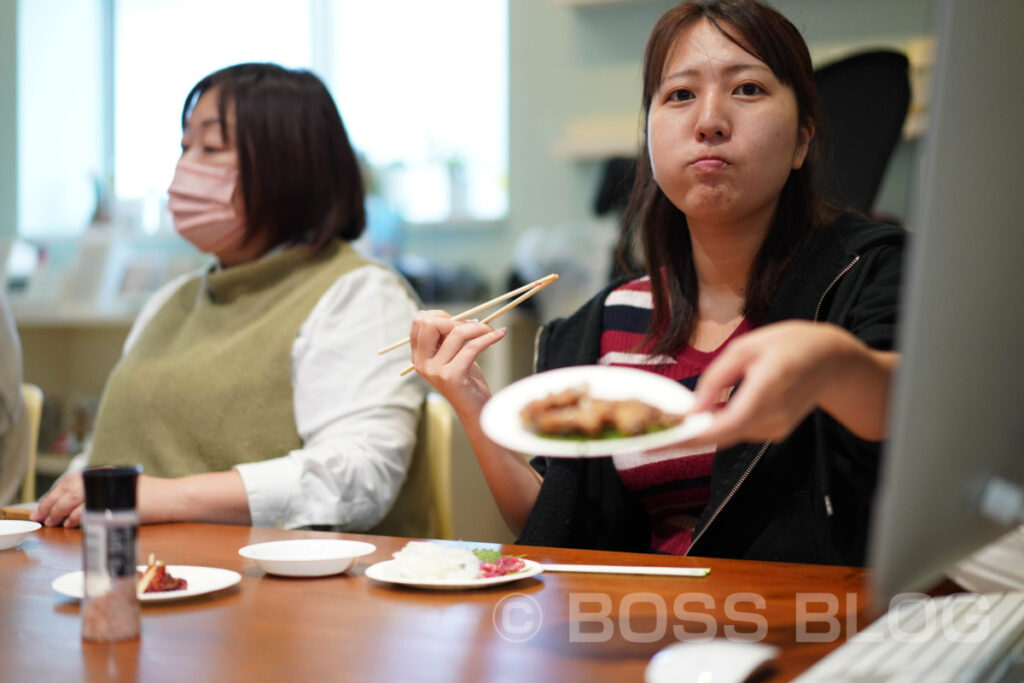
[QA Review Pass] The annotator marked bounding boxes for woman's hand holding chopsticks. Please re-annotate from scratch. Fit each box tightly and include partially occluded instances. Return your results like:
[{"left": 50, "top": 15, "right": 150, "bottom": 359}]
[
  {"left": 389, "top": 274, "right": 561, "bottom": 532},
  {"left": 379, "top": 273, "right": 557, "bottom": 376},
  {"left": 407, "top": 310, "right": 543, "bottom": 534},
  {"left": 375, "top": 275, "right": 559, "bottom": 534},
  {"left": 408, "top": 311, "right": 506, "bottom": 420},
  {"left": 384, "top": 275, "right": 559, "bottom": 407}
]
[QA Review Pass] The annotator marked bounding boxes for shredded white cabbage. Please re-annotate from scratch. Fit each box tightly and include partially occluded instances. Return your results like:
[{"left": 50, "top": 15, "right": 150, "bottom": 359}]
[{"left": 391, "top": 541, "right": 479, "bottom": 580}]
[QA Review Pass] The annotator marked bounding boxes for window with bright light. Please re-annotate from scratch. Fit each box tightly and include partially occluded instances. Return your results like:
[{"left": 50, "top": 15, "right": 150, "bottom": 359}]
[
  {"left": 18, "top": 0, "right": 508, "bottom": 237},
  {"left": 324, "top": 2, "right": 508, "bottom": 223},
  {"left": 17, "top": 0, "right": 105, "bottom": 236}
]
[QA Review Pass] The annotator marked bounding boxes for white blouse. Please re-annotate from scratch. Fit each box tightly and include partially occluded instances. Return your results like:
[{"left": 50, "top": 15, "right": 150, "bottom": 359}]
[{"left": 68, "top": 260, "right": 428, "bottom": 530}]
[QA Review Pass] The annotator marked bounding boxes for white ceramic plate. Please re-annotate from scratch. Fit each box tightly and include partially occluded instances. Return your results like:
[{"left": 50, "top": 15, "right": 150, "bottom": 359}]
[
  {"left": 51, "top": 565, "right": 242, "bottom": 602},
  {"left": 364, "top": 559, "right": 543, "bottom": 590},
  {"left": 238, "top": 539, "right": 377, "bottom": 577},
  {"left": 480, "top": 365, "right": 713, "bottom": 457},
  {"left": 0, "top": 520, "right": 41, "bottom": 550}
]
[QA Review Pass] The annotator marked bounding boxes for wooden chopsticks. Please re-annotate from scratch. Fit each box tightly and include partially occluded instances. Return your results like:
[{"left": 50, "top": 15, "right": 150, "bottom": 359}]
[
  {"left": 378, "top": 273, "right": 559, "bottom": 376},
  {"left": 540, "top": 564, "right": 710, "bottom": 577}
]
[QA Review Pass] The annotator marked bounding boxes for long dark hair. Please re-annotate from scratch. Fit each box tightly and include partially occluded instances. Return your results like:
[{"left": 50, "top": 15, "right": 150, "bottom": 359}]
[
  {"left": 181, "top": 63, "right": 366, "bottom": 255},
  {"left": 620, "top": 0, "right": 830, "bottom": 355}
]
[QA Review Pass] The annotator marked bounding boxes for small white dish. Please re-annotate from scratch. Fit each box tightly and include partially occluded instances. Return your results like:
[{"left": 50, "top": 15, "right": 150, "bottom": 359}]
[
  {"left": 238, "top": 539, "right": 377, "bottom": 577},
  {"left": 0, "top": 520, "right": 41, "bottom": 550},
  {"left": 51, "top": 565, "right": 242, "bottom": 602},
  {"left": 364, "top": 558, "right": 543, "bottom": 590},
  {"left": 481, "top": 365, "right": 713, "bottom": 457}
]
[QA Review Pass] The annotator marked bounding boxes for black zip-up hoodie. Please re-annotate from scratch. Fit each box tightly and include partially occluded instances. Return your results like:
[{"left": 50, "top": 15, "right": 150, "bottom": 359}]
[{"left": 518, "top": 212, "right": 906, "bottom": 566}]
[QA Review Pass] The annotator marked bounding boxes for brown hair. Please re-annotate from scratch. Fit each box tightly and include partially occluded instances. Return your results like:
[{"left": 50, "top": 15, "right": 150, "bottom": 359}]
[
  {"left": 181, "top": 63, "right": 366, "bottom": 255},
  {"left": 619, "top": 0, "right": 830, "bottom": 354}
]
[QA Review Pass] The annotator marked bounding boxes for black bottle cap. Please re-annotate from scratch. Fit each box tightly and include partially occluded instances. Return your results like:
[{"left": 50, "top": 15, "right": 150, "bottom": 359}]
[{"left": 82, "top": 466, "right": 142, "bottom": 511}]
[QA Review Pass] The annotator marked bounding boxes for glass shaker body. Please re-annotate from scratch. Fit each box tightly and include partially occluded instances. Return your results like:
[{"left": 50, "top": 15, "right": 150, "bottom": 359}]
[{"left": 81, "top": 467, "right": 141, "bottom": 642}]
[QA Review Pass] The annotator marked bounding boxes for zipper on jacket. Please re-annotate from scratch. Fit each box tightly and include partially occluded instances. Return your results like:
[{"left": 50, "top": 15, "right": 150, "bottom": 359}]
[
  {"left": 813, "top": 254, "right": 860, "bottom": 520},
  {"left": 686, "top": 441, "right": 772, "bottom": 555},
  {"left": 814, "top": 256, "right": 860, "bottom": 322},
  {"left": 685, "top": 254, "right": 862, "bottom": 556}
]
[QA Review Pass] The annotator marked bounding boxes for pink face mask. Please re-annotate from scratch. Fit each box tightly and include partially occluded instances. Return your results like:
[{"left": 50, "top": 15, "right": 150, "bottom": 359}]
[{"left": 167, "top": 159, "right": 246, "bottom": 254}]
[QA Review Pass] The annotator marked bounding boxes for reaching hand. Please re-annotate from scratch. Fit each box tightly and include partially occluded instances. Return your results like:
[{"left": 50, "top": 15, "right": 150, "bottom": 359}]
[
  {"left": 32, "top": 473, "right": 174, "bottom": 527},
  {"left": 408, "top": 310, "right": 507, "bottom": 420},
  {"left": 679, "top": 321, "right": 895, "bottom": 450},
  {"left": 31, "top": 471, "right": 249, "bottom": 527},
  {"left": 31, "top": 472, "right": 85, "bottom": 527}
]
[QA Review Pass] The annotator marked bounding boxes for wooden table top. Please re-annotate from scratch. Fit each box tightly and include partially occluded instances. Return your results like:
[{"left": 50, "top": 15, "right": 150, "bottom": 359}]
[{"left": 1, "top": 523, "right": 874, "bottom": 682}]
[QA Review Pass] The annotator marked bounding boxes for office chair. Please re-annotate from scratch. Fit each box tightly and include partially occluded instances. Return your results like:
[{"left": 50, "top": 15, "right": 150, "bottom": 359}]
[
  {"left": 19, "top": 384, "right": 44, "bottom": 503},
  {"left": 594, "top": 156, "right": 636, "bottom": 217},
  {"left": 813, "top": 50, "right": 911, "bottom": 213},
  {"left": 371, "top": 393, "right": 455, "bottom": 540}
]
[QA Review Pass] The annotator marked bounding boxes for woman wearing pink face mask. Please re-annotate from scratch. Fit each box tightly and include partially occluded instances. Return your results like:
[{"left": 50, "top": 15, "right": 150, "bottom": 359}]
[{"left": 34, "top": 63, "right": 427, "bottom": 530}]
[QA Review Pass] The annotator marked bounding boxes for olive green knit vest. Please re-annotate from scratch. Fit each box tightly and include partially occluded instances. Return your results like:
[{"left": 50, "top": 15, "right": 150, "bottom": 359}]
[{"left": 88, "top": 240, "right": 370, "bottom": 477}]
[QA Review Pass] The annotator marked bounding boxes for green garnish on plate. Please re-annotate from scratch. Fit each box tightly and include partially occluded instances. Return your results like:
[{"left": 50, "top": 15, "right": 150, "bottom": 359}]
[
  {"left": 537, "top": 424, "right": 673, "bottom": 441},
  {"left": 472, "top": 548, "right": 525, "bottom": 563}
]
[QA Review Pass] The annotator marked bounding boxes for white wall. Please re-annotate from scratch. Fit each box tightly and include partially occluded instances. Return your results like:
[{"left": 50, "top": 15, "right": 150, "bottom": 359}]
[{"left": 508, "top": 0, "right": 674, "bottom": 241}]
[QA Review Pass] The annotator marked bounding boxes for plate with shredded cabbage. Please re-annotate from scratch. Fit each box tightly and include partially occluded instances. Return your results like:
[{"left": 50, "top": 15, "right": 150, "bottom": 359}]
[{"left": 364, "top": 541, "right": 542, "bottom": 590}]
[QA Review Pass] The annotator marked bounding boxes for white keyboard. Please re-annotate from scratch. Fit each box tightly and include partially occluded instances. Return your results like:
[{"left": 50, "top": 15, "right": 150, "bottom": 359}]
[{"left": 795, "top": 592, "right": 1024, "bottom": 682}]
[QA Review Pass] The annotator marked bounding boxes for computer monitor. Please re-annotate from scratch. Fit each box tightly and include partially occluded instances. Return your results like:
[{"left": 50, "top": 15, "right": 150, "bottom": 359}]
[{"left": 868, "top": 0, "right": 1024, "bottom": 603}]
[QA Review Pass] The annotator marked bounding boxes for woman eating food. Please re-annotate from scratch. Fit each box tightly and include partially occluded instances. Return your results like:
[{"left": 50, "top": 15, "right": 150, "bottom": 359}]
[
  {"left": 35, "top": 63, "right": 426, "bottom": 530},
  {"left": 409, "top": 0, "right": 905, "bottom": 565}
]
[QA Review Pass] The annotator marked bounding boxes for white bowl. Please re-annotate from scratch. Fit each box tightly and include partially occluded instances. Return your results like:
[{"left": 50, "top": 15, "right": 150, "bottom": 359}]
[
  {"left": 238, "top": 539, "right": 377, "bottom": 577},
  {"left": 0, "top": 520, "right": 42, "bottom": 550}
]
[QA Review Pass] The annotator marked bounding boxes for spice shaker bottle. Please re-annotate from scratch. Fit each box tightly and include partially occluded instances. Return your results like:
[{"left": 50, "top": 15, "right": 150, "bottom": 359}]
[{"left": 81, "top": 466, "right": 141, "bottom": 642}]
